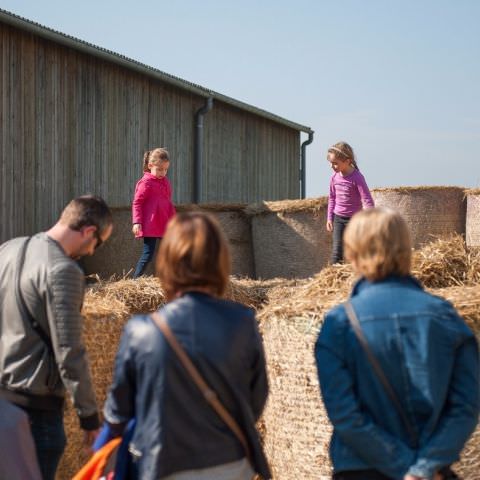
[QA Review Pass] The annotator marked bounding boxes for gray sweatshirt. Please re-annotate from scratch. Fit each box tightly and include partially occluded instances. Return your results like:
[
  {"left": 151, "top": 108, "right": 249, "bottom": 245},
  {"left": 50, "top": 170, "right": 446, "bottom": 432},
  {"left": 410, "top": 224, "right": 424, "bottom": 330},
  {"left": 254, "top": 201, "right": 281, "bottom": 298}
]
[{"left": 0, "top": 233, "right": 99, "bottom": 429}]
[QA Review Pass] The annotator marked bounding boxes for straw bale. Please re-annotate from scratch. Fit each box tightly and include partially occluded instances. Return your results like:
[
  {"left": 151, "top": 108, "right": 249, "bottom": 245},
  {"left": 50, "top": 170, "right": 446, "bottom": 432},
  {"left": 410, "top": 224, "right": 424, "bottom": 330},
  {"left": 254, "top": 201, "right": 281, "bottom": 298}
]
[
  {"left": 58, "top": 302, "right": 131, "bottom": 479},
  {"left": 83, "top": 205, "right": 254, "bottom": 279},
  {"left": 82, "top": 207, "right": 151, "bottom": 279},
  {"left": 249, "top": 198, "right": 332, "bottom": 279},
  {"left": 371, "top": 187, "right": 466, "bottom": 248},
  {"left": 466, "top": 191, "right": 480, "bottom": 247},
  {"left": 258, "top": 279, "right": 480, "bottom": 479},
  {"left": 228, "top": 277, "right": 306, "bottom": 311},
  {"left": 246, "top": 197, "right": 329, "bottom": 215},
  {"left": 86, "top": 276, "right": 166, "bottom": 314}
]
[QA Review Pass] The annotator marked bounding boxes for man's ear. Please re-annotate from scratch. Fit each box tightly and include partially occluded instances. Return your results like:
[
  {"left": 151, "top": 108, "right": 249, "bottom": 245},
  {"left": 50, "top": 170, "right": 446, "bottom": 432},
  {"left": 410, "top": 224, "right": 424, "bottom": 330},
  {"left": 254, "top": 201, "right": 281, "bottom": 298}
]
[{"left": 81, "top": 225, "right": 96, "bottom": 238}]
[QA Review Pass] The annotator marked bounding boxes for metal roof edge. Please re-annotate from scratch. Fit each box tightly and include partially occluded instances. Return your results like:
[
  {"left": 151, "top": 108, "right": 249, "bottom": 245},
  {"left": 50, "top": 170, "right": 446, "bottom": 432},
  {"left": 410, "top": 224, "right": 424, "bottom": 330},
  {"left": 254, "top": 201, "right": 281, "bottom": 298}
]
[{"left": 0, "top": 8, "right": 313, "bottom": 133}]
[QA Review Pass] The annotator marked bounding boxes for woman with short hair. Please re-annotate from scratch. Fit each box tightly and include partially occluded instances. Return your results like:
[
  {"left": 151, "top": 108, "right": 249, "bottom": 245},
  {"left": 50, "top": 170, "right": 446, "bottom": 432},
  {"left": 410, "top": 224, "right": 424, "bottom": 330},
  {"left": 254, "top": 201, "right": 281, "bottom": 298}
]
[
  {"left": 104, "top": 212, "right": 270, "bottom": 480},
  {"left": 316, "top": 208, "right": 479, "bottom": 480}
]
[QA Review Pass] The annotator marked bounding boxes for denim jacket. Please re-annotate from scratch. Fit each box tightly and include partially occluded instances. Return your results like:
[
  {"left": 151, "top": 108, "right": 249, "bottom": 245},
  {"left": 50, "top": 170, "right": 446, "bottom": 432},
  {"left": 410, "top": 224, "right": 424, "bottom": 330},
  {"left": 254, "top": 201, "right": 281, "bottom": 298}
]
[{"left": 315, "top": 275, "right": 479, "bottom": 480}]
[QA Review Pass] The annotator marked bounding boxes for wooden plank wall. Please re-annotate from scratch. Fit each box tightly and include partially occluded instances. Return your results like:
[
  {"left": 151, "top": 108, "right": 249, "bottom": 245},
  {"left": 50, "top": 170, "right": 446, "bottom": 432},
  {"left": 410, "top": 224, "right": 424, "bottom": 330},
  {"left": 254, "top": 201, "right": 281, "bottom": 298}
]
[{"left": 0, "top": 22, "right": 300, "bottom": 243}]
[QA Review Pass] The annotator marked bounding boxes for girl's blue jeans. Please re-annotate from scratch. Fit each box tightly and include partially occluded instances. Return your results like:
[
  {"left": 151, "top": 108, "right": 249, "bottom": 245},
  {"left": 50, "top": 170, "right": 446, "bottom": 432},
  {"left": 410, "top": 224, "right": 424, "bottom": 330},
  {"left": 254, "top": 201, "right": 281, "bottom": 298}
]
[
  {"left": 133, "top": 237, "right": 160, "bottom": 278},
  {"left": 331, "top": 214, "right": 351, "bottom": 264}
]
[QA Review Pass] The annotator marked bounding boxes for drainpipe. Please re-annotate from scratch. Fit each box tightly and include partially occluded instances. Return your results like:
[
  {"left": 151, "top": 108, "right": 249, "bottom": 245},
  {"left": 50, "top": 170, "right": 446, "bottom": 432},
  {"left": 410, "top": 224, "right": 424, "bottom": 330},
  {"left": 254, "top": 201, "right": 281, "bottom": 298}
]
[
  {"left": 193, "top": 97, "right": 214, "bottom": 203},
  {"left": 300, "top": 131, "right": 314, "bottom": 199}
]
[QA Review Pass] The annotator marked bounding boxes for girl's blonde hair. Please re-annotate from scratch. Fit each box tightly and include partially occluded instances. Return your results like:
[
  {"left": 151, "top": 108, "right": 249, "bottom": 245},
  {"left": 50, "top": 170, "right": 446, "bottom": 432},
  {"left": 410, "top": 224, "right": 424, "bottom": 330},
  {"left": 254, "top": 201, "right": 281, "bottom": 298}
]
[
  {"left": 157, "top": 212, "right": 231, "bottom": 301},
  {"left": 327, "top": 142, "right": 358, "bottom": 170},
  {"left": 344, "top": 208, "right": 412, "bottom": 281},
  {"left": 143, "top": 148, "right": 170, "bottom": 172}
]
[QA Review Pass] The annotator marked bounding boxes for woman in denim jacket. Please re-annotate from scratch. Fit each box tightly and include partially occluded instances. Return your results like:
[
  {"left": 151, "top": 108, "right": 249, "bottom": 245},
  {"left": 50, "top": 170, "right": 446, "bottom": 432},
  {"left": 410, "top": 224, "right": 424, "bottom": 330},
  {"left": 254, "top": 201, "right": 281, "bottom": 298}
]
[{"left": 315, "top": 208, "right": 479, "bottom": 480}]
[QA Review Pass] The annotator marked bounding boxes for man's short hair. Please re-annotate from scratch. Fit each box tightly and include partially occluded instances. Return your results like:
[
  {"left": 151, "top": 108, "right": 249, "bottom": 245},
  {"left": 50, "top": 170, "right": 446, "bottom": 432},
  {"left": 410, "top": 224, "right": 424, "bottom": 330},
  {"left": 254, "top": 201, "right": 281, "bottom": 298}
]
[
  {"left": 157, "top": 212, "right": 231, "bottom": 300},
  {"left": 344, "top": 207, "right": 412, "bottom": 281},
  {"left": 59, "top": 195, "right": 112, "bottom": 234}
]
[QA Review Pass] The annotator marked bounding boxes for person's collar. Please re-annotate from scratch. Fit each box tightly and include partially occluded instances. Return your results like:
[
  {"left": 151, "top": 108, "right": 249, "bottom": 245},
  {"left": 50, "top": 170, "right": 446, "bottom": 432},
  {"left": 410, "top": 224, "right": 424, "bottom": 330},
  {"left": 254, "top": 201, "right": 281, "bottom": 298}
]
[{"left": 351, "top": 274, "right": 423, "bottom": 297}]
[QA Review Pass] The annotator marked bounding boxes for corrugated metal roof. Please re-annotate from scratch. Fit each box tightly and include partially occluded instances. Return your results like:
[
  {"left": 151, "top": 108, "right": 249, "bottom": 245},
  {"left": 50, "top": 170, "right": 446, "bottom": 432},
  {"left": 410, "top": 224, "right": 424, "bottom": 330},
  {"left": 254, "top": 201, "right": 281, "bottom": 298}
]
[{"left": 0, "top": 8, "right": 313, "bottom": 133}]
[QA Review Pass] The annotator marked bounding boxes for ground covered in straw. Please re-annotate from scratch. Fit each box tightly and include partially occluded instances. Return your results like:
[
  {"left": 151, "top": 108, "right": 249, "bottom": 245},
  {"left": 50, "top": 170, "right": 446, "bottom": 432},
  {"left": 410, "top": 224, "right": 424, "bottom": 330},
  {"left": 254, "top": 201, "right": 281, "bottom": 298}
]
[{"left": 59, "top": 235, "right": 480, "bottom": 479}]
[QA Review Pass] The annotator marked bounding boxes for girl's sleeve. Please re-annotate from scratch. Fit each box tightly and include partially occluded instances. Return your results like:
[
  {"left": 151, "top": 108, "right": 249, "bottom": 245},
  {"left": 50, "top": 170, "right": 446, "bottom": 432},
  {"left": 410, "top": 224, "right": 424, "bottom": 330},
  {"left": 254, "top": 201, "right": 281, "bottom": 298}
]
[
  {"left": 356, "top": 174, "right": 374, "bottom": 208},
  {"left": 327, "top": 176, "right": 335, "bottom": 221},
  {"left": 132, "top": 181, "right": 146, "bottom": 224}
]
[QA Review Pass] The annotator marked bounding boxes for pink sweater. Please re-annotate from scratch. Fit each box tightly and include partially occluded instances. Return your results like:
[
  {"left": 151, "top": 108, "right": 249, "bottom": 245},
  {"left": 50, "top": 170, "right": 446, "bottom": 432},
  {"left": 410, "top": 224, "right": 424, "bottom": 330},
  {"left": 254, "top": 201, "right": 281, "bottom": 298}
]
[
  {"left": 132, "top": 173, "right": 176, "bottom": 238},
  {"left": 327, "top": 170, "right": 374, "bottom": 221}
]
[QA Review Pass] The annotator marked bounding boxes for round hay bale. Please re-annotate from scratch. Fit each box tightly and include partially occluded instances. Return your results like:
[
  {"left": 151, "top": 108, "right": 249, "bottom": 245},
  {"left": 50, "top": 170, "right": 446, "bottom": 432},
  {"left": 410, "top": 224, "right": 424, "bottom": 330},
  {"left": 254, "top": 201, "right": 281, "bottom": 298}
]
[
  {"left": 466, "top": 190, "right": 480, "bottom": 248},
  {"left": 371, "top": 187, "right": 466, "bottom": 248},
  {"left": 81, "top": 207, "right": 146, "bottom": 279},
  {"left": 257, "top": 278, "right": 480, "bottom": 479},
  {"left": 247, "top": 198, "right": 331, "bottom": 279},
  {"left": 57, "top": 302, "right": 130, "bottom": 479},
  {"left": 83, "top": 204, "right": 254, "bottom": 279},
  {"left": 202, "top": 206, "right": 254, "bottom": 278}
]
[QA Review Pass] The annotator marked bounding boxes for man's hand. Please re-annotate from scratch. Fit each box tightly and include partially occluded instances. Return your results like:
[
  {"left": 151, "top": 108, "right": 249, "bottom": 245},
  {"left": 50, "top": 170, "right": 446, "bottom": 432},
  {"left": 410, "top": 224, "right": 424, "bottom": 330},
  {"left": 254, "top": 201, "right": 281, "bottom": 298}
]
[
  {"left": 83, "top": 428, "right": 100, "bottom": 455},
  {"left": 326, "top": 220, "right": 333, "bottom": 232},
  {"left": 132, "top": 224, "right": 142, "bottom": 236}
]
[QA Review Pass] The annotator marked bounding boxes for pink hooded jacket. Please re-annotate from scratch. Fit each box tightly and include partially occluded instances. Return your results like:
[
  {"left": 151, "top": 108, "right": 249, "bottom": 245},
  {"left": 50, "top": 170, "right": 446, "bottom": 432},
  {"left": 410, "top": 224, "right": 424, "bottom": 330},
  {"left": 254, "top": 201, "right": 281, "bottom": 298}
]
[{"left": 132, "top": 172, "right": 176, "bottom": 238}]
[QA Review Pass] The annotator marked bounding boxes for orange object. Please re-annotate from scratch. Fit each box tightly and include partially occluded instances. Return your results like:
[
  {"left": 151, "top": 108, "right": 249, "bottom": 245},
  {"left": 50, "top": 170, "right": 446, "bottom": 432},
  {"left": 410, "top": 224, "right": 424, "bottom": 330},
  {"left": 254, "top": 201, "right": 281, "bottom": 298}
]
[{"left": 72, "top": 437, "right": 121, "bottom": 480}]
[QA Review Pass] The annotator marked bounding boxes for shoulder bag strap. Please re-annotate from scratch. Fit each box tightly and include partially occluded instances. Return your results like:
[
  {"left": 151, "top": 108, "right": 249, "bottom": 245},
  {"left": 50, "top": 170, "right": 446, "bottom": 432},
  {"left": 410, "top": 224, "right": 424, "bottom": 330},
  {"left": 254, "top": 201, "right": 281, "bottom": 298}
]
[
  {"left": 343, "top": 301, "right": 418, "bottom": 448},
  {"left": 150, "top": 311, "right": 253, "bottom": 464},
  {"left": 15, "top": 237, "right": 55, "bottom": 355}
]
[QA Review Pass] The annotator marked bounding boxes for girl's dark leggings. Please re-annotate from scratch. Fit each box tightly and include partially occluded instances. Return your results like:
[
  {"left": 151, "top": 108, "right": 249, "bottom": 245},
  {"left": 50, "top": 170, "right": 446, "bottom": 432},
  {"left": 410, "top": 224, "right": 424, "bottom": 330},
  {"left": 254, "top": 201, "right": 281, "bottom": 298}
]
[
  {"left": 331, "top": 214, "right": 351, "bottom": 264},
  {"left": 133, "top": 237, "right": 160, "bottom": 278}
]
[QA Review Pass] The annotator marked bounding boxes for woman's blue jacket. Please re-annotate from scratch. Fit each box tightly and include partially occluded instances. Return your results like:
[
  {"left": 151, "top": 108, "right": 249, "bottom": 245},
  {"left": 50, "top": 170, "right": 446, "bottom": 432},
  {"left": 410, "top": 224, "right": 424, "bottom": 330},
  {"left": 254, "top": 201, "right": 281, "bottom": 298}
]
[{"left": 315, "top": 275, "right": 479, "bottom": 480}]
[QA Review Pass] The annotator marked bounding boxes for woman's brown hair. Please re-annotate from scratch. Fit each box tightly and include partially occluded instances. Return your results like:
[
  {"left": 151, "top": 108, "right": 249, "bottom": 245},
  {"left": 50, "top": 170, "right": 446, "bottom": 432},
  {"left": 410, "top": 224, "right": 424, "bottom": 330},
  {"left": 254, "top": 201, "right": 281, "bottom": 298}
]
[
  {"left": 157, "top": 212, "right": 231, "bottom": 301},
  {"left": 143, "top": 148, "right": 170, "bottom": 172}
]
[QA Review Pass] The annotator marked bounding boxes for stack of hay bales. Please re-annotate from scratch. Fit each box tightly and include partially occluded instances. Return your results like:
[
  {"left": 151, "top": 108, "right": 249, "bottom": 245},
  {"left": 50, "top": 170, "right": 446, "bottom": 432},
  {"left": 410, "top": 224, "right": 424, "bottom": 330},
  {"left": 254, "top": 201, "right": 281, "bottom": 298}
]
[
  {"left": 57, "top": 277, "right": 166, "bottom": 479},
  {"left": 247, "top": 198, "right": 331, "bottom": 279},
  {"left": 82, "top": 203, "right": 254, "bottom": 279},
  {"left": 466, "top": 188, "right": 480, "bottom": 248},
  {"left": 56, "top": 275, "right": 286, "bottom": 478},
  {"left": 371, "top": 187, "right": 466, "bottom": 248},
  {"left": 81, "top": 207, "right": 146, "bottom": 278},
  {"left": 258, "top": 236, "right": 480, "bottom": 479}
]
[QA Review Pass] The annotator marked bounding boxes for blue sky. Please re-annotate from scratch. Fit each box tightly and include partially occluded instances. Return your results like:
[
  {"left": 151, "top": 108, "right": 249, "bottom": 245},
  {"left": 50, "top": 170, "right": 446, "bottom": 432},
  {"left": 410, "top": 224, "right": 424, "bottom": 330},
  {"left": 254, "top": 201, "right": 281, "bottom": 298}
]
[{"left": 1, "top": 0, "right": 479, "bottom": 196}]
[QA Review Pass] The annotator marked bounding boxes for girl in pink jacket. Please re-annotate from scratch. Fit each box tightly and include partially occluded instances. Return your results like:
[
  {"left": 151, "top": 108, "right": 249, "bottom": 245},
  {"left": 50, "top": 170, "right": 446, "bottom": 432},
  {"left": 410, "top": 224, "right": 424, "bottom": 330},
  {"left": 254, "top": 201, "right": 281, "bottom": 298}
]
[{"left": 132, "top": 148, "right": 176, "bottom": 278}]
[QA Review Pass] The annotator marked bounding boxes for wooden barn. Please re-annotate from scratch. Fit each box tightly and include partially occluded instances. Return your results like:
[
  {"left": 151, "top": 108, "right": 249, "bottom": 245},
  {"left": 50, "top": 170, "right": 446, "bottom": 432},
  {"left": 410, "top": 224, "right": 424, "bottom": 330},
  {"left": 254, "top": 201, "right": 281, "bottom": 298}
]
[{"left": 0, "top": 8, "right": 313, "bottom": 247}]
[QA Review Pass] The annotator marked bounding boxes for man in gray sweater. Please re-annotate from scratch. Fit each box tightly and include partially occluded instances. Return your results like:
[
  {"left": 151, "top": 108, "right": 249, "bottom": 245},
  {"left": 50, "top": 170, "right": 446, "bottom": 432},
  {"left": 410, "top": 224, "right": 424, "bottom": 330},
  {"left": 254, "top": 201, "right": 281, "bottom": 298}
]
[{"left": 0, "top": 195, "right": 113, "bottom": 480}]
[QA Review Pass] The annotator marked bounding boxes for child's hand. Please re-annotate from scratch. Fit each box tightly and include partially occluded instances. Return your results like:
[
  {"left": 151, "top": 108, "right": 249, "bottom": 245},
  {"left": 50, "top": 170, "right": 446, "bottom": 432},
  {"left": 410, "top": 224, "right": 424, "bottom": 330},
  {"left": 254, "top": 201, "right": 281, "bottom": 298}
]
[
  {"left": 132, "top": 224, "right": 142, "bottom": 236},
  {"left": 326, "top": 220, "right": 333, "bottom": 232}
]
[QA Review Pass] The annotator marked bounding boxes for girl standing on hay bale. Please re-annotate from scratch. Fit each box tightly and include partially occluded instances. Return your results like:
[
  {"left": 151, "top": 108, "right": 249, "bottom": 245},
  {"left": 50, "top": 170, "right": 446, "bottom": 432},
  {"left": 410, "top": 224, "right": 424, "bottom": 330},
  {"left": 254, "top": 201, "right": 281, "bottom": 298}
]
[
  {"left": 103, "top": 212, "right": 270, "bottom": 480},
  {"left": 316, "top": 208, "right": 479, "bottom": 480},
  {"left": 326, "top": 142, "right": 374, "bottom": 264},
  {"left": 132, "top": 148, "right": 176, "bottom": 278}
]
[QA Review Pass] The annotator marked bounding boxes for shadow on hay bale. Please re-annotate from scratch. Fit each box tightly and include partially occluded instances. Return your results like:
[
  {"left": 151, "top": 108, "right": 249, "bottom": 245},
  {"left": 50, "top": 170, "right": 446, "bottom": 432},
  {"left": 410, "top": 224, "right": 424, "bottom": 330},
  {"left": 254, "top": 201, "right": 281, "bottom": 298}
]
[
  {"left": 247, "top": 198, "right": 332, "bottom": 280},
  {"left": 82, "top": 204, "right": 255, "bottom": 279},
  {"left": 466, "top": 189, "right": 480, "bottom": 248}
]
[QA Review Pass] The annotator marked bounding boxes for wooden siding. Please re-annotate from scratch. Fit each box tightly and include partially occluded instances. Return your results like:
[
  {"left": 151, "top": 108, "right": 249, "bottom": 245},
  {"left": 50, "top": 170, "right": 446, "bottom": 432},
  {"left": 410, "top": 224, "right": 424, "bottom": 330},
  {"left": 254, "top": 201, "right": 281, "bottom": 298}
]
[{"left": 0, "top": 22, "right": 300, "bottom": 243}]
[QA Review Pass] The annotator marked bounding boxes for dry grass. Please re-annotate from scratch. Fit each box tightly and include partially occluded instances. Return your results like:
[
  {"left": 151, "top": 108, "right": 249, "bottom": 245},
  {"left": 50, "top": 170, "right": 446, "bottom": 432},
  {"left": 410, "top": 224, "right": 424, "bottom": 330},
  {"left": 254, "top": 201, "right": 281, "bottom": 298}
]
[
  {"left": 412, "top": 234, "right": 480, "bottom": 288},
  {"left": 245, "top": 197, "right": 329, "bottom": 215},
  {"left": 85, "top": 276, "right": 166, "bottom": 314},
  {"left": 372, "top": 185, "right": 466, "bottom": 193}
]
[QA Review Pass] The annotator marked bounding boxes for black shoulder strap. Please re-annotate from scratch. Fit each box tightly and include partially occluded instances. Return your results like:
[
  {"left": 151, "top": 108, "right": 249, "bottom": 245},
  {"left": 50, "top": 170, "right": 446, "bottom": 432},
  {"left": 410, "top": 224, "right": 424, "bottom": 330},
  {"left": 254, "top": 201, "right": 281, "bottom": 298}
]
[
  {"left": 344, "top": 301, "right": 418, "bottom": 448},
  {"left": 15, "top": 237, "right": 55, "bottom": 355}
]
